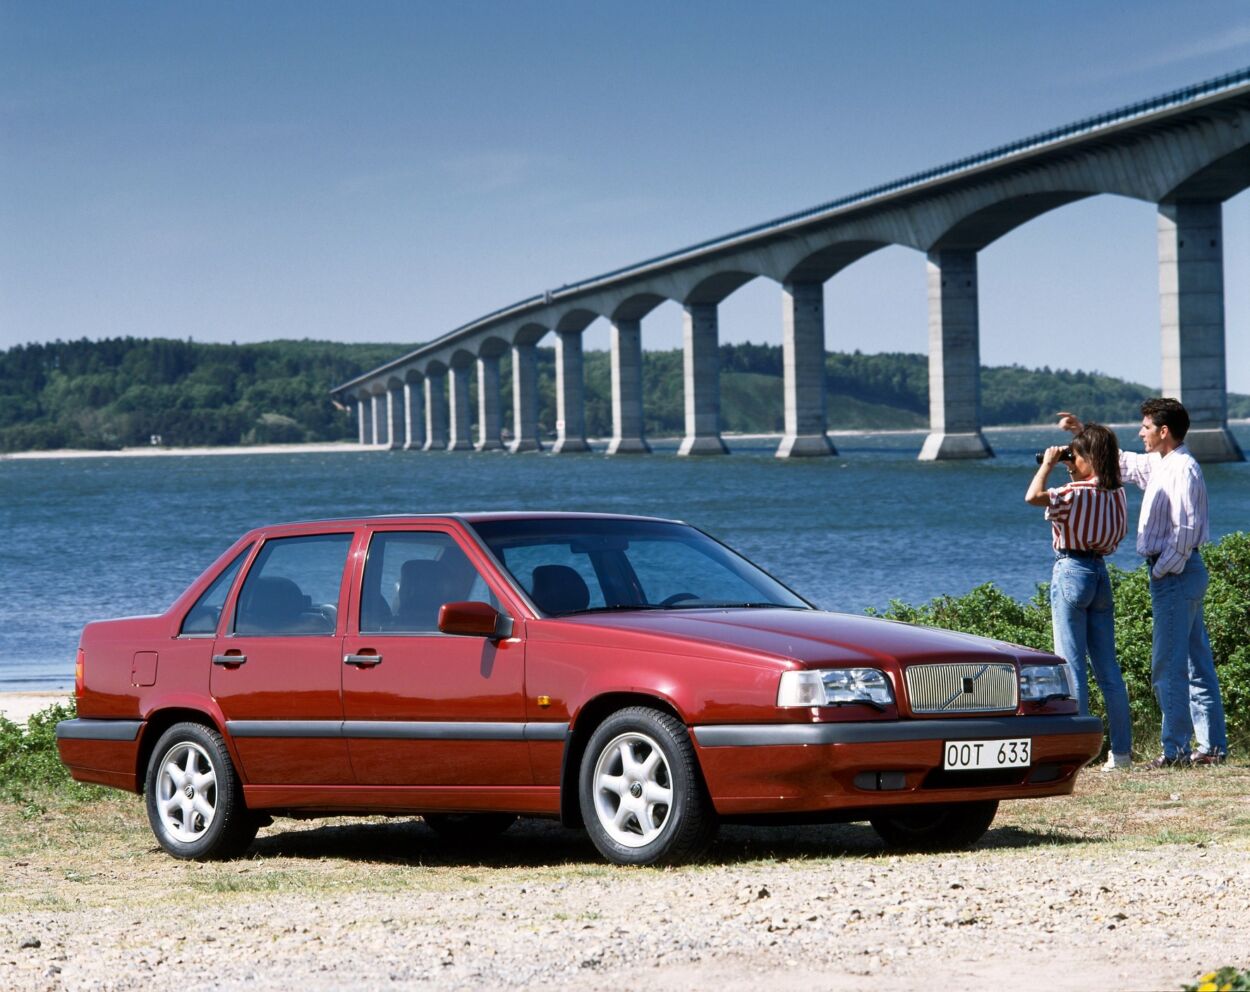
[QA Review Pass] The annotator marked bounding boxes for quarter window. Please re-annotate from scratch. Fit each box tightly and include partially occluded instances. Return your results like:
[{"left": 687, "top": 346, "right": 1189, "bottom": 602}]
[
  {"left": 234, "top": 534, "right": 351, "bottom": 636},
  {"left": 180, "top": 544, "right": 252, "bottom": 636},
  {"left": 361, "top": 531, "right": 499, "bottom": 633}
]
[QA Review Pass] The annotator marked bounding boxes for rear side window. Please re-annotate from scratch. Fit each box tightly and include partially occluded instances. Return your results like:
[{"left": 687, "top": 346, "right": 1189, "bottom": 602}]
[
  {"left": 361, "top": 531, "right": 499, "bottom": 633},
  {"left": 180, "top": 544, "right": 252, "bottom": 636},
  {"left": 234, "top": 534, "right": 352, "bottom": 636}
]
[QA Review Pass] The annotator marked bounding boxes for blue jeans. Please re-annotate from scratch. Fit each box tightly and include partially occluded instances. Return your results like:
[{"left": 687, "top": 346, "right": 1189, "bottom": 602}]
[
  {"left": 1149, "top": 554, "right": 1227, "bottom": 759},
  {"left": 1050, "top": 554, "right": 1132, "bottom": 757}
]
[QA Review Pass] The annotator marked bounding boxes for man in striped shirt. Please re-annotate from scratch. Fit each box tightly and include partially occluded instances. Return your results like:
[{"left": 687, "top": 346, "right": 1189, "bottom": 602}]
[{"left": 1060, "top": 399, "right": 1227, "bottom": 768}]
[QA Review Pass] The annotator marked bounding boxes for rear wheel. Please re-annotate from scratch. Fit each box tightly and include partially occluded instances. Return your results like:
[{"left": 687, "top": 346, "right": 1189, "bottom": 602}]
[
  {"left": 578, "top": 707, "right": 717, "bottom": 866},
  {"left": 422, "top": 812, "right": 518, "bottom": 842},
  {"left": 869, "top": 800, "right": 998, "bottom": 851},
  {"left": 144, "top": 722, "right": 259, "bottom": 860}
]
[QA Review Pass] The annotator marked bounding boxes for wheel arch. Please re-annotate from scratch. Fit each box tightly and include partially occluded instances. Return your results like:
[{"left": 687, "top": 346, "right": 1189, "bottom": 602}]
[
  {"left": 559, "top": 691, "right": 686, "bottom": 828},
  {"left": 136, "top": 706, "right": 228, "bottom": 794}
]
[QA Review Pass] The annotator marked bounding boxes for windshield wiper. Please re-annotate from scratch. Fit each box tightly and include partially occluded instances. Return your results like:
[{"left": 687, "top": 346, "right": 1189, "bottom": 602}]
[
  {"left": 685, "top": 602, "right": 807, "bottom": 610},
  {"left": 562, "top": 604, "right": 669, "bottom": 616}
]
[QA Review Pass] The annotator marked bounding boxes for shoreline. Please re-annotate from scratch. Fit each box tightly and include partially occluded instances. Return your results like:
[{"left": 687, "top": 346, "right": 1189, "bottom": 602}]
[
  {"left": 8, "top": 420, "right": 1243, "bottom": 460},
  {"left": 0, "top": 691, "right": 71, "bottom": 723}
]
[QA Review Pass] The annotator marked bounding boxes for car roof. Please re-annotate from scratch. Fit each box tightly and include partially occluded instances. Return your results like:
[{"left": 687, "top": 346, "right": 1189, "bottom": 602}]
[{"left": 250, "top": 511, "right": 685, "bottom": 532}]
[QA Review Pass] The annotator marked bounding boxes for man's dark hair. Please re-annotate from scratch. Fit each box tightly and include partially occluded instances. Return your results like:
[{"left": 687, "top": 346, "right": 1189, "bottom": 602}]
[{"left": 1141, "top": 397, "right": 1189, "bottom": 441}]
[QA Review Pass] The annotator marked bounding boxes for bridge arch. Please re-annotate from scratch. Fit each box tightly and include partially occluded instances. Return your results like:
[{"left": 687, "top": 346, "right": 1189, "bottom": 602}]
[{"left": 332, "top": 71, "right": 1250, "bottom": 462}]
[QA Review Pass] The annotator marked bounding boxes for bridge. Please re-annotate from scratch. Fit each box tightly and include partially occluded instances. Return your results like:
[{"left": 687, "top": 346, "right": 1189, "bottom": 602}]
[{"left": 331, "top": 68, "right": 1250, "bottom": 461}]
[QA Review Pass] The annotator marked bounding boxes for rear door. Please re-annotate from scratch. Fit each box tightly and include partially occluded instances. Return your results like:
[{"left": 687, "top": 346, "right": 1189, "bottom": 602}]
[
  {"left": 340, "top": 525, "right": 528, "bottom": 787},
  {"left": 210, "top": 530, "right": 355, "bottom": 784}
]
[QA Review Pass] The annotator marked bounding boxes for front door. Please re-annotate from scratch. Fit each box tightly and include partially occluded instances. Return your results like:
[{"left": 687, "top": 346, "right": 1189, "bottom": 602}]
[
  {"left": 211, "top": 531, "right": 354, "bottom": 784},
  {"left": 341, "top": 527, "right": 527, "bottom": 787}
]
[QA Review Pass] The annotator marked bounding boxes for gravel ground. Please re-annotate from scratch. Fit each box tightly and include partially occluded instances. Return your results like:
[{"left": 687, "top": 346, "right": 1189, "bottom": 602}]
[{"left": 2, "top": 817, "right": 1246, "bottom": 992}]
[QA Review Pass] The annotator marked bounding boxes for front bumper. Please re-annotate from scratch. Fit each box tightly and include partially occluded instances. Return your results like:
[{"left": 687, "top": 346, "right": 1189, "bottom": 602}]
[{"left": 691, "top": 715, "right": 1104, "bottom": 815}]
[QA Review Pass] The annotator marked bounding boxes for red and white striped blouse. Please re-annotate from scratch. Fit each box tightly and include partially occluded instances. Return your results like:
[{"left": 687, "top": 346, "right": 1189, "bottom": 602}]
[{"left": 1045, "top": 478, "right": 1128, "bottom": 555}]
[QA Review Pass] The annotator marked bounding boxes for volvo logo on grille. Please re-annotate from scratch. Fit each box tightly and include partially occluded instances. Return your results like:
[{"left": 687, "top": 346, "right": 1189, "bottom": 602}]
[{"left": 962, "top": 677, "right": 976, "bottom": 694}]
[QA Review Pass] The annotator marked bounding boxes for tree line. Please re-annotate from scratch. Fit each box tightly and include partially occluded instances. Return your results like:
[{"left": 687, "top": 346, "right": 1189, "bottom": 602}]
[{"left": 1, "top": 337, "right": 1245, "bottom": 451}]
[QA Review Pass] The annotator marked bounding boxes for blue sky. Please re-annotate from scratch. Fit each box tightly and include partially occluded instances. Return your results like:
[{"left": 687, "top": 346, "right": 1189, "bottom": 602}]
[{"left": 2, "top": 1, "right": 1249, "bottom": 390}]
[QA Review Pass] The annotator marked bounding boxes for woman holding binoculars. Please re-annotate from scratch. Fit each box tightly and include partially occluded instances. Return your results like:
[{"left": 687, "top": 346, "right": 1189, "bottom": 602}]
[{"left": 1025, "top": 423, "right": 1133, "bottom": 770}]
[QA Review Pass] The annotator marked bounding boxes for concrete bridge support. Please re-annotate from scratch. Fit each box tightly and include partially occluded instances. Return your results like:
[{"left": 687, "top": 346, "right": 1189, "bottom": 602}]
[
  {"left": 678, "top": 303, "right": 728, "bottom": 455},
  {"left": 509, "top": 342, "right": 543, "bottom": 453},
  {"left": 403, "top": 382, "right": 424, "bottom": 450},
  {"left": 553, "top": 331, "right": 590, "bottom": 453},
  {"left": 777, "top": 281, "right": 835, "bottom": 458},
  {"left": 1158, "top": 202, "right": 1245, "bottom": 461},
  {"left": 919, "top": 249, "right": 993, "bottom": 461},
  {"left": 371, "top": 394, "right": 385, "bottom": 447},
  {"left": 608, "top": 318, "right": 650, "bottom": 454},
  {"left": 448, "top": 365, "right": 474, "bottom": 451},
  {"left": 476, "top": 355, "right": 503, "bottom": 450},
  {"left": 387, "top": 386, "right": 404, "bottom": 450},
  {"left": 423, "top": 373, "right": 448, "bottom": 451},
  {"left": 357, "top": 398, "right": 369, "bottom": 445}
]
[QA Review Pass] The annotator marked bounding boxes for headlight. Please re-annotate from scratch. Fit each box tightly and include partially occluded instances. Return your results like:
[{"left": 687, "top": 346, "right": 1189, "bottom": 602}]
[
  {"left": 777, "top": 668, "right": 894, "bottom": 709},
  {"left": 1019, "top": 663, "right": 1075, "bottom": 702}
]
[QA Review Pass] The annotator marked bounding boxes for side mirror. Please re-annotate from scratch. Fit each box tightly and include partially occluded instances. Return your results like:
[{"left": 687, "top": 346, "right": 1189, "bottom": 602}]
[{"left": 438, "top": 601, "right": 514, "bottom": 641}]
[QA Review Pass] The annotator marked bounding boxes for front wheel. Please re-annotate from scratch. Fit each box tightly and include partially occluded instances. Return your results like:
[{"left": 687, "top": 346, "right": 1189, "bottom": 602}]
[
  {"left": 144, "top": 722, "right": 258, "bottom": 860},
  {"left": 578, "top": 707, "right": 717, "bottom": 866},
  {"left": 869, "top": 800, "right": 998, "bottom": 852}
]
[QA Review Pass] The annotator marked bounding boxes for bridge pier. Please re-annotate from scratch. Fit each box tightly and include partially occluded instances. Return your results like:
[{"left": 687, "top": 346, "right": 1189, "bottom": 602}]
[
  {"left": 447, "top": 365, "right": 474, "bottom": 451},
  {"left": 1158, "top": 201, "right": 1244, "bottom": 462},
  {"left": 608, "top": 318, "right": 650, "bottom": 454},
  {"left": 387, "top": 385, "right": 404, "bottom": 449},
  {"left": 777, "top": 281, "right": 835, "bottom": 458},
  {"left": 370, "top": 394, "right": 385, "bottom": 447},
  {"left": 422, "top": 372, "right": 448, "bottom": 450},
  {"left": 357, "top": 398, "right": 369, "bottom": 445},
  {"left": 476, "top": 355, "right": 503, "bottom": 450},
  {"left": 509, "top": 342, "right": 543, "bottom": 452},
  {"left": 678, "top": 303, "right": 728, "bottom": 455},
  {"left": 403, "top": 381, "right": 424, "bottom": 450},
  {"left": 919, "top": 249, "right": 993, "bottom": 461},
  {"left": 553, "top": 331, "right": 590, "bottom": 453}
]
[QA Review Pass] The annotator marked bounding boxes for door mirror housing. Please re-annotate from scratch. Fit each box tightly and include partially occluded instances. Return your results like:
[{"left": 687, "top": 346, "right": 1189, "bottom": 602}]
[{"left": 438, "top": 601, "right": 514, "bottom": 640}]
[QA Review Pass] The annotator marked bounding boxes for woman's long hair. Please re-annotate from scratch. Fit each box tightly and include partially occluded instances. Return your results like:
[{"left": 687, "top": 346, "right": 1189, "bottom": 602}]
[{"left": 1070, "top": 422, "right": 1121, "bottom": 490}]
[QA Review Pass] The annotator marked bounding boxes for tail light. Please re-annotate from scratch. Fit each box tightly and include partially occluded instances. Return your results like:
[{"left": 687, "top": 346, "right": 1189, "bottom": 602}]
[{"left": 75, "top": 647, "right": 85, "bottom": 697}]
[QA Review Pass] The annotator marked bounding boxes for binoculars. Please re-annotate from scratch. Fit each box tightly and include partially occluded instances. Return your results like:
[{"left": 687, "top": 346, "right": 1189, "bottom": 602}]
[{"left": 1035, "top": 447, "right": 1074, "bottom": 465}]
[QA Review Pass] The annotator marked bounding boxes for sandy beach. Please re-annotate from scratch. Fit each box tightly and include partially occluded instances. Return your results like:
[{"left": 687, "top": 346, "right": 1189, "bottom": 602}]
[
  {"left": 0, "top": 691, "right": 71, "bottom": 724},
  {"left": 0, "top": 440, "right": 364, "bottom": 460},
  {"left": 3, "top": 420, "right": 1245, "bottom": 461}
]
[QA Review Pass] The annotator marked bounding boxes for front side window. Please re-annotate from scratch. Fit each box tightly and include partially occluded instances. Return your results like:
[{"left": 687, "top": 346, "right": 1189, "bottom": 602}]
[
  {"left": 233, "top": 534, "right": 351, "bottom": 636},
  {"left": 180, "top": 544, "right": 252, "bottom": 636},
  {"left": 361, "top": 531, "right": 499, "bottom": 633},
  {"left": 470, "top": 518, "right": 809, "bottom": 616}
]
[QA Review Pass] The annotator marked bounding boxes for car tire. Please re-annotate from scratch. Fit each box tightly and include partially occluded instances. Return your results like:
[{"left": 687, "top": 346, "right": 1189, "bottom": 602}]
[
  {"left": 578, "top": 706, "right": 717, "bottom": 866},
  {"left": 144, "top": 721, "right": 259, "bottom": 860},
  {"left": 422, "top": 812, "right": 518, "bottom": 841},
  {"left": 869, "top": 800, "right": 998, "bottom": 852}
]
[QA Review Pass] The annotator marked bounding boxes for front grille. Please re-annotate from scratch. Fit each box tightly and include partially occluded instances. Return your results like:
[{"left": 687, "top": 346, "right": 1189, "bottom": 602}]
[{"left": 904, "top": 662, "right": 1017, "bottom": 714}]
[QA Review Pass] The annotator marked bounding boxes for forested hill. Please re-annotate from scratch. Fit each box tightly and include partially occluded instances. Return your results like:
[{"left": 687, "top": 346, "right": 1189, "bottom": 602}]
[{"left": 1, "top": 337, "right": 1246, "bottom": 451}]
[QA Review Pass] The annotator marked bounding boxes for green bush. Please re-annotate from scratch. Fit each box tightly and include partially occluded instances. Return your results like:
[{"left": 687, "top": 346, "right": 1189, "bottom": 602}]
[
  {"left": 0, "top": 700, "right": 83, "bottom": 807},
  {"left": 869, "top": 532, "right": 1250, "bottom": 753}
]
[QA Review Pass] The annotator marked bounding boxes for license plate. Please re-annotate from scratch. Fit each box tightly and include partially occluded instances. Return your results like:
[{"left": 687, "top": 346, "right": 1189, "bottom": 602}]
[{"left": 943, "top": 738, "right": 1031, "bottom": 770}]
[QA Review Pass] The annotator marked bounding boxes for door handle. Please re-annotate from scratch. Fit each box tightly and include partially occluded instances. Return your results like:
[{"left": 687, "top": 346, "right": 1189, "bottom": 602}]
[
  {"left": 212, "top": 654, "right": 247, "bottom": 667},
  {"left": 344, "top": 653, "right": 383, "bottom": 667}
]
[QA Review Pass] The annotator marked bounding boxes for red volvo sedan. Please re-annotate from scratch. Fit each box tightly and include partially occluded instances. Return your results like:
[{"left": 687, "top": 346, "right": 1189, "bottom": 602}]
[{"left": 57, "top": 513, "right": 1102, "bottom": 865}]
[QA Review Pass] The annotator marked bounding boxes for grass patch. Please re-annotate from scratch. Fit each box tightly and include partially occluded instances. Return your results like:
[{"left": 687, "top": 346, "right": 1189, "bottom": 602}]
[{"left": 0, "top": 759, "right": 1245, "bottom": 916}]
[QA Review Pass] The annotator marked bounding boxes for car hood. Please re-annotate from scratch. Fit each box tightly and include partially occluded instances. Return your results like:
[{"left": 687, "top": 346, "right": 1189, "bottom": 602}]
[{"left": 553, "top": 607, "right": 1055, "bottom": 667}]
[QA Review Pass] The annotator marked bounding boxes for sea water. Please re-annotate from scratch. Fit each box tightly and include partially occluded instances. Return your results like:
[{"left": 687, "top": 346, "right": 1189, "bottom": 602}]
[{"left": 3, "top": 424, "right": 1247, "bottom": 691}]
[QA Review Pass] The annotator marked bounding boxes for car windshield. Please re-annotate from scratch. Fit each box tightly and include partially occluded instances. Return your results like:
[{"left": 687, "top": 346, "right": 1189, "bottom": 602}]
[{"left": 468, "top": 518, "right": 810, "bottom": 616}]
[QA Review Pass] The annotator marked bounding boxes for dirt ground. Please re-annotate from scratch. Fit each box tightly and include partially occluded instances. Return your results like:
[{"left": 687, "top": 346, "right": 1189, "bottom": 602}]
[{"left": 2, "top": 765, "right": 1248, "bottom": 991}]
